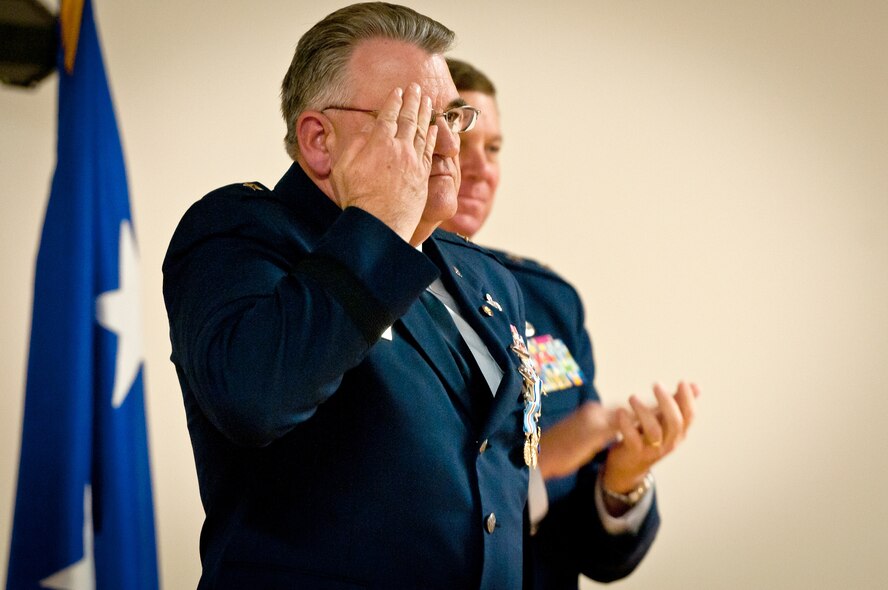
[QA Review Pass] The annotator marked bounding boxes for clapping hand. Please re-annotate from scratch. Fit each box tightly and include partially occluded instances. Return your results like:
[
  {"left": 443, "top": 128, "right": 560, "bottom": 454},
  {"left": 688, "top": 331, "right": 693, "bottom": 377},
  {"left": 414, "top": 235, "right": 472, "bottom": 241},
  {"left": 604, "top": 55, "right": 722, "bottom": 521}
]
[{"left": 602, "top": 381, "right": 699, "bottom": 494}]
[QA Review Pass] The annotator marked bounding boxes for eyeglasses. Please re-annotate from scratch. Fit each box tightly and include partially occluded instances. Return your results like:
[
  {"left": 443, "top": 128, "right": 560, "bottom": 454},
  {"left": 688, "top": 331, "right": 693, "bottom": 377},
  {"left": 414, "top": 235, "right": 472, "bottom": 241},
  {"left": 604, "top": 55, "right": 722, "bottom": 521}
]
[{"left": 321, "top": 104, "right": 480, "bottom": 134}]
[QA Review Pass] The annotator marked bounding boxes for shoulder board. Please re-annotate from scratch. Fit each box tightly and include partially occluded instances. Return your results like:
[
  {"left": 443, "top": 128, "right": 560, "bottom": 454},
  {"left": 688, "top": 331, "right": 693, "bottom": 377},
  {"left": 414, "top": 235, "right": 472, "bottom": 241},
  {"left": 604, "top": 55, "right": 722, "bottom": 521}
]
[
  {"left": 214, "top": 180, "right": 270, "bottom": 194},
  {"left": 488, "top": 247, "right": 549, "bottom": 272},
  {"left": 200, "top": 180, "right": 272, "bottom": 202},
  {"left": 487, "top": 247, "right": 570, "bottom": 283},
  {"left": 240, "top": 181, "right": 268, "bottom": 192}
]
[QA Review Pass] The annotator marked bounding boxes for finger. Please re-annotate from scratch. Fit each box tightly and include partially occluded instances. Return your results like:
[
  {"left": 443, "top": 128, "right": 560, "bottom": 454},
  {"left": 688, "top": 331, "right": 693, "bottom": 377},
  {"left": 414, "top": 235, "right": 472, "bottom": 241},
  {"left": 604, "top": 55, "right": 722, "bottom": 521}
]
[
  {"left": 674, "top": 381, "right": 696, "bottom": 432},
  {"left": 414, "top": 95, "right": 434, "bottom": 154},
  {"left": 422, "top": 124, "right": 438, "bottom": 167},
  {"left": 395, "top": 82, "right": 422, "bottom": 141},
  {"left": 653, "top": 383, "right": 684, "bottom": 446},
  {"left": 616, "top": 407, "right": 643, "bottom": 453},
  {"left": 629, "top": 394, "right": 663, "bottom": 448},
  {"left": 372, "top": 87, "right": 404, "bottom": 137}
]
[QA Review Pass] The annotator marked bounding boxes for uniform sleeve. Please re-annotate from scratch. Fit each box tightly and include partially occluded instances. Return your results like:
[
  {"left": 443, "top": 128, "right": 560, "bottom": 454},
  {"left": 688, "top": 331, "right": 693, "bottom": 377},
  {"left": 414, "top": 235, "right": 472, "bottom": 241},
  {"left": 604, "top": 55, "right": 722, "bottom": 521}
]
[
  {"left": 530, "top": 460, "right": 660, "bottom": 583},
  {"left": 534, "top": 285, "right": 661, "bottom": 582},
  {"left": 163, "top": 200, "right": 438, "bottom": 447},
  {"left": 567, "top": 286, "right": 599, "bottom": 404}
]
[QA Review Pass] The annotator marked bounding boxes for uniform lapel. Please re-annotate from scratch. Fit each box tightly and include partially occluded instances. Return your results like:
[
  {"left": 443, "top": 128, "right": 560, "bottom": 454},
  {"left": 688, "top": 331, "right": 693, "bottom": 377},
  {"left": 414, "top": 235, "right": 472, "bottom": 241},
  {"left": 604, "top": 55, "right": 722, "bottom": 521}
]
[
  {"left": 396, "top": 299, "right": 478, "bottom": 424},
  {"left": 424, "top": 238, "right": 512, "bottom": 373},
  {"left": 425, "top": 237, "right": 526, "bottom": 439}
]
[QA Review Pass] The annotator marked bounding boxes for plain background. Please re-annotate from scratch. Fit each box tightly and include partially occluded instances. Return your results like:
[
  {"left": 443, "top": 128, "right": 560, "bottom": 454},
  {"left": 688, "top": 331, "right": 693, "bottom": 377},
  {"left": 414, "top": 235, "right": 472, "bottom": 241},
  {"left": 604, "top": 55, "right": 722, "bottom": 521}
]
[{"left": 2, "top": 1, "right": 887, "bottom": 588}]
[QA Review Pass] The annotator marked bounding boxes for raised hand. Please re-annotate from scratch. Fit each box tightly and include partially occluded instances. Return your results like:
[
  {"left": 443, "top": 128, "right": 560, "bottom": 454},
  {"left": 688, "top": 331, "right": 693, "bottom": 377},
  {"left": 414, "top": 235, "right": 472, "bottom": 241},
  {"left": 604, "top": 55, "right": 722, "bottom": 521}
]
[{"left": 329, "top": 83, "right": 438, "bottom": 242}]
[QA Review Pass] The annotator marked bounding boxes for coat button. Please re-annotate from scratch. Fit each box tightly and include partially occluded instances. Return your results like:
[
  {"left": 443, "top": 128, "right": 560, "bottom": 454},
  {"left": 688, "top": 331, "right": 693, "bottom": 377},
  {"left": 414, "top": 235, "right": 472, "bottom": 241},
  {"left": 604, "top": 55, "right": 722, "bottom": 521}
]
[
  {"left": 480, "top": 305, "right": 493, "bottom": 317},
  {"left": 479, "top": 439, "right": 489, "bottom": 453},
  {"left": 485, "top": 513, "right": 497, "bottom": 534}
]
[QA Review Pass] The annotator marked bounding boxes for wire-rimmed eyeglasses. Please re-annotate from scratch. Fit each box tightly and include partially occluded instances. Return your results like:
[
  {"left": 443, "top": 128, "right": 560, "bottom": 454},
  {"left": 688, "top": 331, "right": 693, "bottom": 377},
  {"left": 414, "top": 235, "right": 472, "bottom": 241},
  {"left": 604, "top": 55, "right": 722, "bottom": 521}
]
[{"left": 321, "top": 104, "right": 480, "bottom": 134}]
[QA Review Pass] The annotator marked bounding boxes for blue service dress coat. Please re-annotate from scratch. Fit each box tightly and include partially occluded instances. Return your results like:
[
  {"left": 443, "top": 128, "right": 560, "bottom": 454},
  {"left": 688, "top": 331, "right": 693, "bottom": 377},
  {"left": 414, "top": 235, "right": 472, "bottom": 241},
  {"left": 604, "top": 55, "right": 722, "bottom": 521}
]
[
  {"left": 162, "top": 163, "right": 534, "bottom": 589},
  {"left": 487, "top": 251, "right": 660, "bottom": 589}
]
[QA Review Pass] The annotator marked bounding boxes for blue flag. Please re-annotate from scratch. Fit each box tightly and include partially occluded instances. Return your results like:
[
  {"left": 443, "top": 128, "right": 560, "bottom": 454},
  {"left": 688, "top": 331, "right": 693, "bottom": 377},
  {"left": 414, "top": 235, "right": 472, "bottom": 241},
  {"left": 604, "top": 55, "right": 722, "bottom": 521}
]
[{"left": 7, "top": 1, "right": 159, "bottom": 588}]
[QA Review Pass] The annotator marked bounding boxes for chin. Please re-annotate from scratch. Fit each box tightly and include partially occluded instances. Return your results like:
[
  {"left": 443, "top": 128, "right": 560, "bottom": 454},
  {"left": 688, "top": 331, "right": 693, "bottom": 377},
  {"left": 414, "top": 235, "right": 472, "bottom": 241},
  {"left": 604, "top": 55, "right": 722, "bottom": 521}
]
[{"left": 424, "top": 193, "right": 458, "bottom": 228}]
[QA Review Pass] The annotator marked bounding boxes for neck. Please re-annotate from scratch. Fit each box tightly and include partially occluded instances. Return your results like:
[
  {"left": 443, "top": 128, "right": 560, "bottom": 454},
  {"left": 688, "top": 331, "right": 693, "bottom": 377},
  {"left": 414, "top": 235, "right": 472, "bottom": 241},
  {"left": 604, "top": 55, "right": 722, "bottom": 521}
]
[{"left": 410, "top": 221, "right": 439, "bottom": 247}]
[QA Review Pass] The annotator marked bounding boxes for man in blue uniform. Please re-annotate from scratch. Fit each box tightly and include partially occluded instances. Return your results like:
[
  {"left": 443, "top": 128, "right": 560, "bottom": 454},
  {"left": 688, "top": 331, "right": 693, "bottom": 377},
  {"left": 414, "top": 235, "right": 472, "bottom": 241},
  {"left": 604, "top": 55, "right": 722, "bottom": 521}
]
[
  {"left": 443, "top": 58, "right": 699, "bottom": 589},
  {"left": 163, "top": 5, "right": 541, "bottom": 588}
]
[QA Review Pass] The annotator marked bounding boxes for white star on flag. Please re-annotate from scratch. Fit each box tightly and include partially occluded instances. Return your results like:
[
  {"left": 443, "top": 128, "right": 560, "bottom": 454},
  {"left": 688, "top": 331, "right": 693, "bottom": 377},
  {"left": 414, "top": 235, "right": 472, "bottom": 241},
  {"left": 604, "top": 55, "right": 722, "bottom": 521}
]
[
  {"left": 39, "top": 486, "right": 95, "bottom": 590},
  {"left": 96, "top": 219, "right": 144, "bottom": 408}
]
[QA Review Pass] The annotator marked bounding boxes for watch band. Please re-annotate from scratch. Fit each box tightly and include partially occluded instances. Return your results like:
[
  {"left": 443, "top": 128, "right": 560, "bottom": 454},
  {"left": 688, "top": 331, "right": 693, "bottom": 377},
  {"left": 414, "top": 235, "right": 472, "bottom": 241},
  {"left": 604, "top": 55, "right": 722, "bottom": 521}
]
[{"left": 602, "top": 472, "right": 655, "bottom": 506}]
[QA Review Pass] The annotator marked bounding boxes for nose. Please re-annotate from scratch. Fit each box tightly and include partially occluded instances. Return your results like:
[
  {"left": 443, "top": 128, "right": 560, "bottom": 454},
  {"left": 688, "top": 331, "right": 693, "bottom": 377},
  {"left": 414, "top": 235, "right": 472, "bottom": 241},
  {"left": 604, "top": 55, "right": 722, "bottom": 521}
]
[{"left": 432, "top": 119, "right": 460, "bottom": 159}]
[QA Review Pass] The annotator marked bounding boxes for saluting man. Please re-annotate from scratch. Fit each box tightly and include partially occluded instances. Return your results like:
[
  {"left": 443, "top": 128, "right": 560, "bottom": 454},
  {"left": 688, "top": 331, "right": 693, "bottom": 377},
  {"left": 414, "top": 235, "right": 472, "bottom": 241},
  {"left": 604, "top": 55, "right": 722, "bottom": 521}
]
[
  {"left": 443, "top": 58, "right": 699, "bottom": 589},
  {"left": 163, "top": 4, "right": 543, "bottom": 589}
]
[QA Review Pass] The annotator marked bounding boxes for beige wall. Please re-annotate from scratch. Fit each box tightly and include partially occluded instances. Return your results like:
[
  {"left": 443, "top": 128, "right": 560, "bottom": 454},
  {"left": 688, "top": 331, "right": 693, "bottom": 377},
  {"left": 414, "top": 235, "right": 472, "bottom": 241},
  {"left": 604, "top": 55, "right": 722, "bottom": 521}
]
[{"left": 2, "top": 1, "right": 887, "bottom": 588}]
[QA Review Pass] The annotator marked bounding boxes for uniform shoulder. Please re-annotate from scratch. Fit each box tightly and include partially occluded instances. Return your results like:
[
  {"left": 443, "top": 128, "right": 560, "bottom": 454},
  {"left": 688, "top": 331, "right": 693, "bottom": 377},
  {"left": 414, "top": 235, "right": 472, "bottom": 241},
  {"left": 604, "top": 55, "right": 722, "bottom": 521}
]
[
  {"left": 200, "top": 181, "right": 272, "bottom": 202},
  {"left": 486, "top": 247, "right": 571, "bottom": 284},
  {"left": 487, "top": 248, "right": 588, "bottom": 329},
  {"left": 168, "top": 181, "right": 281, "bottom": 248},
  {"left": 181, "top": 180, "right": 276, "bottom": 216}
]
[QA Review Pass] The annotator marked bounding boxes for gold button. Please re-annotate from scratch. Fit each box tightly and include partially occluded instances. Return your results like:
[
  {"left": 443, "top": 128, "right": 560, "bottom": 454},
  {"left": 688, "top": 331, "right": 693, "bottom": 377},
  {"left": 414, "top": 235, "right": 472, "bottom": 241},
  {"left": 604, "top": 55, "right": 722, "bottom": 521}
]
[
  {"left": 481, "top": 305, "right": 493, "bottom": 317},
  {"left": 485, "top": 513, "right": 497, "bottom": 534},
  {"left": 453, "top": 266, "right": 462, "bottom": 277},
  {"left": 479, "top": 439, "right": 489, "bottom": 453}
]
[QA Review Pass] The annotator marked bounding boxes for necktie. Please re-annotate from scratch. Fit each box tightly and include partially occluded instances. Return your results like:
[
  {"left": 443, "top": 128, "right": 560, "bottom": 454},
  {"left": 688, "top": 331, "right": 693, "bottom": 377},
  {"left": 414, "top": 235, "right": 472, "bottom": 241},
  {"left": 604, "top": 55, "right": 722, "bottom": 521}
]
[{"left": 418, "top": 291, "right": 492, "bottom": 414}]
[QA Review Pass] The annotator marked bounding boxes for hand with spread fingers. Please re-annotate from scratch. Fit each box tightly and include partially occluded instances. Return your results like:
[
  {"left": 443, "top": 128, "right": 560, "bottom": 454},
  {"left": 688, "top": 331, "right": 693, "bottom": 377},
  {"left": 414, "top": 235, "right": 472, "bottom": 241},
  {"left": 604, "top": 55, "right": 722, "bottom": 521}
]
[
  {"left": 329, "top": 83, "right": 439, "bottom": 242},
  {"left": 601, "top": 381, "right": 699, "bottom": 501}
]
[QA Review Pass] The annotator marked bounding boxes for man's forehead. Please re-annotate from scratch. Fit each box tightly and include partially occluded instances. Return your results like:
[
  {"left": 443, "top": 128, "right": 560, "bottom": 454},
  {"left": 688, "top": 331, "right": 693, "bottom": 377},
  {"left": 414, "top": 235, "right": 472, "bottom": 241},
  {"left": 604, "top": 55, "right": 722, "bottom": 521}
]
[{"left": 346, "top": 38, "right": 458, "bottom": 104}]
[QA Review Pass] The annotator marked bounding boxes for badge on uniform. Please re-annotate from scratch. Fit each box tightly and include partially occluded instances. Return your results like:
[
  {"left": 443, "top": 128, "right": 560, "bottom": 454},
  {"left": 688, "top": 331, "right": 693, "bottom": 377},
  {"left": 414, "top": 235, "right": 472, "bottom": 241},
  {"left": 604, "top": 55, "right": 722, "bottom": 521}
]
[
  {"left": 510, "top": 324, "right": 544, "bottom": 469},
  {"left": 527, "top": 335, "right": 585, "bottom": 393}
]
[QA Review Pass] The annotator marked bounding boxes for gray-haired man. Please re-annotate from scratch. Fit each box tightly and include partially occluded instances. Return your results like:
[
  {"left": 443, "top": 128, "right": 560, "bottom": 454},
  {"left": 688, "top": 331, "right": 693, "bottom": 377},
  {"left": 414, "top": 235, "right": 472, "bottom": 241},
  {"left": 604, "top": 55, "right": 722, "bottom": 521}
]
[{"left": 163, "top": 4, "right": 536, "bottom": 588}]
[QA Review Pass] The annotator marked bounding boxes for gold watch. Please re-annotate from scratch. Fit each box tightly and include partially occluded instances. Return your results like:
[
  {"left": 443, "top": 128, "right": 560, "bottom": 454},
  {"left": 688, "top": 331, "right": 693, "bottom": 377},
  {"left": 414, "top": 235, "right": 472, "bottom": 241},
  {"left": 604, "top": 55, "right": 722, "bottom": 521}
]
[{"left": 602, "top": 472, "right": 655, "bottom": 506}]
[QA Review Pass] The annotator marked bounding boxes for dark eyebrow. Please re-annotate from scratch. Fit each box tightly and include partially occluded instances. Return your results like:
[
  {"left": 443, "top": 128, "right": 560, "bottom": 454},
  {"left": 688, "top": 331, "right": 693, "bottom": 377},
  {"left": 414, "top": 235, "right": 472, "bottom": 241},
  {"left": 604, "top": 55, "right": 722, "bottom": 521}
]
[{"left": 445, "top": 97, "right": 468, "bottom": 110}]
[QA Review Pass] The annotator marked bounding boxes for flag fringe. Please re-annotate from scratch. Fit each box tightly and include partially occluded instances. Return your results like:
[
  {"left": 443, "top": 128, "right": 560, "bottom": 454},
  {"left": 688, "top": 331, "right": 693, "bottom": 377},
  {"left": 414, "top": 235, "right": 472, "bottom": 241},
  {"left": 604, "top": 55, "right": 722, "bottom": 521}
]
[{"left": 61, "top": 0, "right": 85, "bottom": 74}]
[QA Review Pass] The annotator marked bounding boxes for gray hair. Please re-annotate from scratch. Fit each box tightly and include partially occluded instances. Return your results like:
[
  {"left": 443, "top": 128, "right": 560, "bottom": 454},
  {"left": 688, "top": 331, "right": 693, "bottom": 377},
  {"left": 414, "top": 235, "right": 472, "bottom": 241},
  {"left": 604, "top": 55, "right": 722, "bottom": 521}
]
[{"left": 281, "top": 2, "right": 455, "bottom": 160}]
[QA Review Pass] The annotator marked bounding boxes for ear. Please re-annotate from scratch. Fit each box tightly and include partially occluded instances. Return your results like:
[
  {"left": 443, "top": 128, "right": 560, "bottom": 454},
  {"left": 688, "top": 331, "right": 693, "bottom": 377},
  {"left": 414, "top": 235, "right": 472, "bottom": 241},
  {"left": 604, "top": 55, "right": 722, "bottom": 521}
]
[{"left": 296, "top": 111, "right": 333, "bottom": 178}]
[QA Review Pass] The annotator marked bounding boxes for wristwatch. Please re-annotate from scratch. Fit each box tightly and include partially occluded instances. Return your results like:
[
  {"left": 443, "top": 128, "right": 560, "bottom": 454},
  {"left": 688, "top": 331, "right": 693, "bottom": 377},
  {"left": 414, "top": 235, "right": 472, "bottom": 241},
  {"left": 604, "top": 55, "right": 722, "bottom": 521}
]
[{"left": 602, "top": 472, "right": 655, "bottom": 506}]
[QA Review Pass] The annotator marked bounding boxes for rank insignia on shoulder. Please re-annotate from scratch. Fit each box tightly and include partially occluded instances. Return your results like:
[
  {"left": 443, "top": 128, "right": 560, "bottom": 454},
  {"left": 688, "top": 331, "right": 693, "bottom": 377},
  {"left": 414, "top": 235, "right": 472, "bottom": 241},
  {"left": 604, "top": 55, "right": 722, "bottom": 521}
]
[
  {"left": 242, "top": 182, "right": 264, "bottom": 191},
  {"left": 456, "top": 233, "right": 471, "bottom": 242},
  {"left": 527, "top": 335, "right": 586, "bottom": 392}
]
